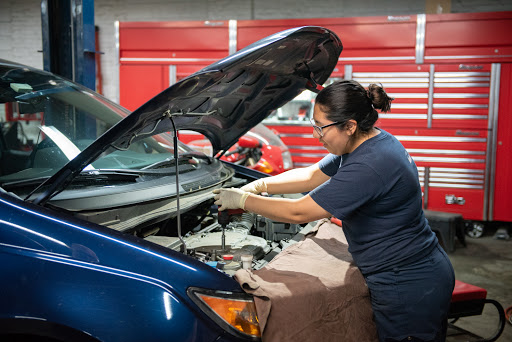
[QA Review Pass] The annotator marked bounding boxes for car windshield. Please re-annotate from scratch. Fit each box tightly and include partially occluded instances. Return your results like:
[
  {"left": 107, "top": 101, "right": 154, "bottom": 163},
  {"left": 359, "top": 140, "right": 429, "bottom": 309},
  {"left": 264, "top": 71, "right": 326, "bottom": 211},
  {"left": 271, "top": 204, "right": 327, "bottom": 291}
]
[{"left": 0, "top": 62, "right": 200, "bottom": 189}]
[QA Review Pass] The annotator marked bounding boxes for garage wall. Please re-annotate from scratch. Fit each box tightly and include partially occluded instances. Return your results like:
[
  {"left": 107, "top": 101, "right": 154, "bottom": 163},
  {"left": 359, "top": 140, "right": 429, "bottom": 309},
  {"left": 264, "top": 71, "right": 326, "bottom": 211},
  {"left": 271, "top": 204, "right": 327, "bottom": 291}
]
[
  {"left": 0, "top": 0, "right": 43, "bottom": 71},
  {"left": 1, "top": 0, "right": 512, "bottom": 105}
]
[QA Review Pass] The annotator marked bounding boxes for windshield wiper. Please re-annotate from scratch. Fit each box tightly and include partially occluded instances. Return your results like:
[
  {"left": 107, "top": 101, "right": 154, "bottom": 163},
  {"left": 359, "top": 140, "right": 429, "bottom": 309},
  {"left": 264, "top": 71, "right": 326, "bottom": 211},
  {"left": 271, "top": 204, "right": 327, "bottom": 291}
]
[
  {"left": 141, "top": 151, "right": 211, "bottom": 170},
  {"left": 75, "top": 170, "right": 142, "bottom": 182},
  {"left": 4, "top": 162, "right": 203, "bottom": 194},
  {"left": 1, "top": 176, "right": 51, "bottom": 190},
  {"left": 2, "top": 171, "right": 142, "bottom": 192}
]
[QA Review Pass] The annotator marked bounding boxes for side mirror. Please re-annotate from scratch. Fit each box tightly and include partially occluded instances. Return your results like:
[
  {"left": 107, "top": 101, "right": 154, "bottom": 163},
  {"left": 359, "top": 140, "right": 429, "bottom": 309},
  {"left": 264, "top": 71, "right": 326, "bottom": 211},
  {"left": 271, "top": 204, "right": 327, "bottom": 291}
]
[{"left": 238, "top": 135, "right": 261, "bottom": 149}]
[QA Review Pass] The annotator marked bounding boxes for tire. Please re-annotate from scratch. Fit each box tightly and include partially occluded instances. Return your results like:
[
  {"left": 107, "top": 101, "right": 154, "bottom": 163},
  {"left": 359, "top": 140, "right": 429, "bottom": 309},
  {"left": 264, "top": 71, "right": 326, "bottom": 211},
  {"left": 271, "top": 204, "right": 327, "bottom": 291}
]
[{"left": 465, "top": 221, "right": 485, "bottom": 238}]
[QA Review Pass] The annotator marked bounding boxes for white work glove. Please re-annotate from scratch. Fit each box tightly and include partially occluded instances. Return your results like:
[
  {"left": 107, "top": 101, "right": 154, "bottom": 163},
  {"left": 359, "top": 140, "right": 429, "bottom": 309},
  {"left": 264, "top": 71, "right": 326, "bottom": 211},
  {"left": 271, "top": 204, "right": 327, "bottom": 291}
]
[
  {"left": 213, "top": 188, "right": 251, "bottom": 211},
  {"left": 241, "top": 179, "right": 267, "bottom": 194}
]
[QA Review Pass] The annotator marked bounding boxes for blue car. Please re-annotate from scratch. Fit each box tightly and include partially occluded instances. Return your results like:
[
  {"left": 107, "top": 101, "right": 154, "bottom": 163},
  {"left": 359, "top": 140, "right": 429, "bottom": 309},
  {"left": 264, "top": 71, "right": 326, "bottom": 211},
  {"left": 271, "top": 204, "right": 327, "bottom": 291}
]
[{"left": 0, "top": 26, "right": 342, "bottom": 341}]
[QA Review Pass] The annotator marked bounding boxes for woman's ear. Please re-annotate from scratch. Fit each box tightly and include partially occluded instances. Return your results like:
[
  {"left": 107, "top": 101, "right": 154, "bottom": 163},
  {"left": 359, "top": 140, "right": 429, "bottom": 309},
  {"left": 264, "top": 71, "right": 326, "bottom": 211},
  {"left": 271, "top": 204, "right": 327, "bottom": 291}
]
[{"left": 345, "top": 120, "right": 357, "bottom": 135}]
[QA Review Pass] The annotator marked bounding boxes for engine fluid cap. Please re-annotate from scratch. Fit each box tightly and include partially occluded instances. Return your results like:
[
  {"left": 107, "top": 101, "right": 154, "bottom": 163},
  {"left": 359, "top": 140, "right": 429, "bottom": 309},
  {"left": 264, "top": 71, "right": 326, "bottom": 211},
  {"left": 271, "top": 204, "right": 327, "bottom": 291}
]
[
  {"left": 222, "top": 254, "right": 234, "bottom": 261},
  {"left": 206, "top": 261, "right": 218, "bottom": 268}
]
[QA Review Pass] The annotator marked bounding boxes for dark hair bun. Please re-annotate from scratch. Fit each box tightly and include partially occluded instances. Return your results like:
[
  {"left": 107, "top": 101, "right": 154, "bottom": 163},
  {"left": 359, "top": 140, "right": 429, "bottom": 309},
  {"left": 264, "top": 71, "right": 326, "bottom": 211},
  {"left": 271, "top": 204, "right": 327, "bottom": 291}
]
[{"left": 367, "top": 84, "right": 394, "bottom": 113}]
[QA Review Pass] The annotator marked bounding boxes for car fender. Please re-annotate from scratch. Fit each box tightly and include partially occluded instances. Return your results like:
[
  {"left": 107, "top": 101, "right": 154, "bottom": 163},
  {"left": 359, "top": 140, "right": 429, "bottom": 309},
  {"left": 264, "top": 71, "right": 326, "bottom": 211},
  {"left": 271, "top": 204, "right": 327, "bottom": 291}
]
[
  {"left": 0, "top": 194, "right": 244, "bottom": 342},
  {"left": 0, "top": 243, "right": 224, "bottom": 342}
]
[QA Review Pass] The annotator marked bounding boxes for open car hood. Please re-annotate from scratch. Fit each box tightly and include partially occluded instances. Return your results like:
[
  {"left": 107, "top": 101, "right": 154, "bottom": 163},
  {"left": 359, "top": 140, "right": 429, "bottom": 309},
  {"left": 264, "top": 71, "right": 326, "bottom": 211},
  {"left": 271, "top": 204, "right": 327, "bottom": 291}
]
[
  {"left": 127, "top": 26, "right": 342, "bottom": 155},
  {"left": 31, "top": 26, "right": 342, "bottom": 204}
]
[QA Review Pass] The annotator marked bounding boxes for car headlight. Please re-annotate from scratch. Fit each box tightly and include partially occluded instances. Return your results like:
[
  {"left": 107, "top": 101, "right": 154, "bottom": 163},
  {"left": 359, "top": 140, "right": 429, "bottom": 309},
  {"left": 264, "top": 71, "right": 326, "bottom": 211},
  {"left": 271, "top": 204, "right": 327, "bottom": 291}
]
[
  {"left": 281, "top": 150, "right": 293, "bottom": 170},
  {"left": 188, "top": 287, "right": 261, "bottom": 339}
]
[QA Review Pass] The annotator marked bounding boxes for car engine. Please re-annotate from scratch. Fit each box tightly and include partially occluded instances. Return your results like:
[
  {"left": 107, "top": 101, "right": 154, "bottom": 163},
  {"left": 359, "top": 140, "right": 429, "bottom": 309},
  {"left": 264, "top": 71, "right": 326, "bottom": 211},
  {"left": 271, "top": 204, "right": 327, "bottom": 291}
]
[{"left": 144, "top": 190, "right": 315, "bottom": 274}]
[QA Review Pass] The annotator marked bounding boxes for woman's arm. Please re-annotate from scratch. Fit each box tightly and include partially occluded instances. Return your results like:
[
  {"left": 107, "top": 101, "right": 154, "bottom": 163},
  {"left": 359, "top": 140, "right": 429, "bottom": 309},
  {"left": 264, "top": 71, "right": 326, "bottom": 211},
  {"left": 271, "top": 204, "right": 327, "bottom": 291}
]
[
  {"left": 215, "top": 162, "right": 333, "bottom": 223},
  {"left": 258, "top": 163, "right": 330, "bottom": 195},
  {"left": 243, "top": 193, "right": 332, "bottom": 224}
]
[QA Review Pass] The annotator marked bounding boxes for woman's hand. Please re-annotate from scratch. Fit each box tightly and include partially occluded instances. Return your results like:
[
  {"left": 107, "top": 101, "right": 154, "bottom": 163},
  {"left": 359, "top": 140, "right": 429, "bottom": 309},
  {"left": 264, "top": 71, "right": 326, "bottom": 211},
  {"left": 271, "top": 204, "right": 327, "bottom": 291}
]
[
  {"left": 213, "top": 188, "right": 251, "bottom": 211},
  {"left": 241, "top": 179, "right": 267, "bottom": 194}
]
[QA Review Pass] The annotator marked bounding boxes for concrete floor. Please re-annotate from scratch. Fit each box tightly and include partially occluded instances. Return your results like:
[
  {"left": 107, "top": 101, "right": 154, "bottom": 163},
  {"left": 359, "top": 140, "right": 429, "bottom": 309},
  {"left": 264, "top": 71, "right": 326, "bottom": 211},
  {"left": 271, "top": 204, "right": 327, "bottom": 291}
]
[{"left": 445, "top": 225, "right": 512, "bottom": 342}]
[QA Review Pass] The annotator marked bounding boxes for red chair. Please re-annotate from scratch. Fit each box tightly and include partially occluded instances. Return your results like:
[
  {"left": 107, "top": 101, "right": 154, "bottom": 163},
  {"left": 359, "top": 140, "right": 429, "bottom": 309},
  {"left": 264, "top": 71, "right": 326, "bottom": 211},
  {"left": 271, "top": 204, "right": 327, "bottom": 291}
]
[{"left": 447, "top": 280, "right": 506, "bottom": 341}]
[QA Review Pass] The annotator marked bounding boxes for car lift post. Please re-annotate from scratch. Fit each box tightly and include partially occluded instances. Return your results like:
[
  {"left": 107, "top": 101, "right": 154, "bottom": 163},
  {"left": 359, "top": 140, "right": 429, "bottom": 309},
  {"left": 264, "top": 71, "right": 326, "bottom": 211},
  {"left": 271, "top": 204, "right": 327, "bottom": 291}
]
[
  {"left": 41, "top": 0, "right": 96, "bottom": 90},
  {"left": 40, "top": 0, "right": 97, "bottom": 139}
]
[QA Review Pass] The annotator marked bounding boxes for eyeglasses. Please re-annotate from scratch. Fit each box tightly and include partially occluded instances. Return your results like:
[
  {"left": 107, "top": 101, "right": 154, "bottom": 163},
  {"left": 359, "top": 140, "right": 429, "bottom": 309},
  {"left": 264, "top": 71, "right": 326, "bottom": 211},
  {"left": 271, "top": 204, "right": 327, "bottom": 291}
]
[{"left": 310, "top": 118, "right": 341, "bottom": 137}]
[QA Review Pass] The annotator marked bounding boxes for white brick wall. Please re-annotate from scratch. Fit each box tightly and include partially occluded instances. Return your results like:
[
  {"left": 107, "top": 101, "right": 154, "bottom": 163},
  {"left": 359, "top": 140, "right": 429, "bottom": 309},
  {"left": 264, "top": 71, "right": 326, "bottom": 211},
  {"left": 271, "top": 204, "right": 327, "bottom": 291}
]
[
  {"left": 1, "top": 0, "right": 512, "bottom": 106},
  {"left": 0, "top": 0, "right": 43, "bottom": 69}
]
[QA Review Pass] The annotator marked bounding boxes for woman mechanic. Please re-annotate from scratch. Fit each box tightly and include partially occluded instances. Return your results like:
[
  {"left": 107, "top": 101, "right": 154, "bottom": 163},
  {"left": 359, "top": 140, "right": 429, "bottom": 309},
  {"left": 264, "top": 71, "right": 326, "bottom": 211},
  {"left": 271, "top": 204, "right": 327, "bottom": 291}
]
[{"left": 213, "top": 80, "right": 455, "bottom": 342}]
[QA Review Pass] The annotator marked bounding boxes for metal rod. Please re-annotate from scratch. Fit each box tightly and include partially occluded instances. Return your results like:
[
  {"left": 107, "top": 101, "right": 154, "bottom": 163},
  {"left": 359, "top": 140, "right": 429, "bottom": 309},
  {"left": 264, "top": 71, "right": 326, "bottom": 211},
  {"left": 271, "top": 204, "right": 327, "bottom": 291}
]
[
  {"left": 427, "top": 64, "right": 435, "bottom": 128},
  {"left": 170, "top": 117, "right": 186, "bottom": 252}
]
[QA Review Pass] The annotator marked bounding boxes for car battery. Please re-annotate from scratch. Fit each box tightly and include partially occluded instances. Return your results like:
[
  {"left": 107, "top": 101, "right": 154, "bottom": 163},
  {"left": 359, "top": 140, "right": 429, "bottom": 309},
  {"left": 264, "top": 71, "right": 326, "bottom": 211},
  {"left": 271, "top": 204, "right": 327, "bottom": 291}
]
[{"left": 424, "top": 210, "right": 466, "bottom": 253}]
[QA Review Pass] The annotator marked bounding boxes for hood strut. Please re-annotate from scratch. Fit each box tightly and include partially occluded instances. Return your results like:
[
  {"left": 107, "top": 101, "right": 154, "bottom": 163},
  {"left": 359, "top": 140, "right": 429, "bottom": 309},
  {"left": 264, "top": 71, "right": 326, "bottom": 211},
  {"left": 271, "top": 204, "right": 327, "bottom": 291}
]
[
  {"left": 165, "top": 109, "right": 213, "bottom": 253},
  {"left": 169, "top": 116, "right": 187, "bottom": 253}
]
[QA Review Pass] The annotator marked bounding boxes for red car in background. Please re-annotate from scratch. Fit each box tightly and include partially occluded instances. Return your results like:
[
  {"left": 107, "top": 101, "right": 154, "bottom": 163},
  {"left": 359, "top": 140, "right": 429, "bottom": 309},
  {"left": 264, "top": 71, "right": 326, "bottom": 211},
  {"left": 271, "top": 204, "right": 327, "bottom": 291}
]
[{"left": 181, "top": 123, "right": 293, "bottom": 175}]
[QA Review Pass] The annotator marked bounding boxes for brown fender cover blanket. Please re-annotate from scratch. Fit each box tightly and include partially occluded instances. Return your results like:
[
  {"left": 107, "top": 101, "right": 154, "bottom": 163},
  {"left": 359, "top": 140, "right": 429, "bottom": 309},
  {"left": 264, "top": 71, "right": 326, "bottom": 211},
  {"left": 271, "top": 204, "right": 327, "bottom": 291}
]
[{"left": 234, "top": 219, "right": 378, "bottom": 342}]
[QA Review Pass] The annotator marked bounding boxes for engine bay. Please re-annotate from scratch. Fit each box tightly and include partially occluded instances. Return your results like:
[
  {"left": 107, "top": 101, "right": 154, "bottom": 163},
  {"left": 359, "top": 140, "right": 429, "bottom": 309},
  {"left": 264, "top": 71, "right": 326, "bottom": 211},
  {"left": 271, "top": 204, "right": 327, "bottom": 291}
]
[
  {"left": 37, "top": 165, "right": 315, "bottom": 275},
  {"left": 144, "top": 191, "right": 316, "bottom": 274}
]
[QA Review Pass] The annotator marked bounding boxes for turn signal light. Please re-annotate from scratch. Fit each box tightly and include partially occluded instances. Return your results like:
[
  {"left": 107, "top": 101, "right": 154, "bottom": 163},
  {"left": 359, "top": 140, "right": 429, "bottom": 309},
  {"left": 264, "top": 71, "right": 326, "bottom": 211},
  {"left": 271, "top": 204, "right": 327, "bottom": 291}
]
[
  {"left": 188, "top": 288, "right": 261, "bottom": 339},
  {"left": 254, "top": 160, "right": 274, "bottom": 174},
  {"left": 199, "top": 294, "right": 261, "bottom": 336}
]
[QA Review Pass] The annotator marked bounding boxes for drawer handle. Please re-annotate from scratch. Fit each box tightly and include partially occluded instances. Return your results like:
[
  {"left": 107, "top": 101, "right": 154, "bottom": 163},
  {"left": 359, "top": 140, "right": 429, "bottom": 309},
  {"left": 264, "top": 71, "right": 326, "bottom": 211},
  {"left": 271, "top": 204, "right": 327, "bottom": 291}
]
[{"left": 445, "top": 194, "right": 465, "bottom": 205}]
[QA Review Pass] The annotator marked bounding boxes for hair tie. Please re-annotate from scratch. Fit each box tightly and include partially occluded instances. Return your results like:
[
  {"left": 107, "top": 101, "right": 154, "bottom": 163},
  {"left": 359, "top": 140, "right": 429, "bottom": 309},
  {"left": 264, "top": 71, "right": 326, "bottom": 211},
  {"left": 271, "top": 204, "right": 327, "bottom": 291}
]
[{"left": 366, "top": 89, "right": 374, "bottom": 108}]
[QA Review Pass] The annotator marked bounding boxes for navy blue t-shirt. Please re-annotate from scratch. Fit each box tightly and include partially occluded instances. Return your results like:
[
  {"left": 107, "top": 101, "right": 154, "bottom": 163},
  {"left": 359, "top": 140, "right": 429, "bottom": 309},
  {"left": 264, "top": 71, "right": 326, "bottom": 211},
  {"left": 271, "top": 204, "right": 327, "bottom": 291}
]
[{"left": 309, "top": 129, "right": 437, "bottom": 275}]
